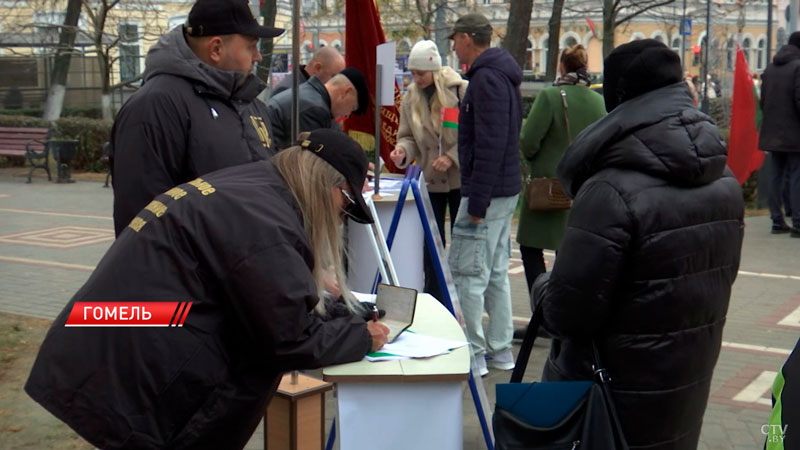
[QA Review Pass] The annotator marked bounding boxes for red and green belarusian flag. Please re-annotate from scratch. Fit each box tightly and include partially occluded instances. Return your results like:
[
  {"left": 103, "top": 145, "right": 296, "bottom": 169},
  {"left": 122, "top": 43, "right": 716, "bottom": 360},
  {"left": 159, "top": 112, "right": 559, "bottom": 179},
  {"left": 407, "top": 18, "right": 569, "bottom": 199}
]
[{"left": 441, "top": 107, "right": 459, "bottom": 129}]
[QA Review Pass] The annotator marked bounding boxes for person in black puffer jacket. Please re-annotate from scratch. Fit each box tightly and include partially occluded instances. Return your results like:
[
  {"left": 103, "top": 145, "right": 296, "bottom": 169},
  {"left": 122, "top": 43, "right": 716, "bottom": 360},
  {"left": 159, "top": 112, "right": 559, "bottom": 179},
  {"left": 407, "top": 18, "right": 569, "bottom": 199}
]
[
  {"left": 759, "top": 31, "right": 800, "bottom": 235},
  {"left": 532, "top": 39, "right": 745, "bottom": 450}
]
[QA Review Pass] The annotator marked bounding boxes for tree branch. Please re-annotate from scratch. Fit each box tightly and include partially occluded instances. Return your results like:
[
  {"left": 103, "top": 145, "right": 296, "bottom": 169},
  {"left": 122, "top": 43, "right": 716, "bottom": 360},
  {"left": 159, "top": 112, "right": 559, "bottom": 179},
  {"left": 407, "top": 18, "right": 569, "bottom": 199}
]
[{"left": 615, "top": 0, "right": 676, "bottom": 27}]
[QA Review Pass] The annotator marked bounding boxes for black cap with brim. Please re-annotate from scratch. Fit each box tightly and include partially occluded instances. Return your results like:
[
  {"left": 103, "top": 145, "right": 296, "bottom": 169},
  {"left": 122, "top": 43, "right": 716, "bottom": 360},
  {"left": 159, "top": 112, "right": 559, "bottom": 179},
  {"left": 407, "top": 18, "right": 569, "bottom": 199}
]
[
  {"left": 299, "top": 129, "right": 374, "bottom": 224},
  {"left": 339, "top": 67, "right": 369, "bottom": 115},
  {"left": 186, "top": 0, "right": 284, "bottom": 38},
  {"left": 447, "top": 12, "right": 492, "bottom": 39}
]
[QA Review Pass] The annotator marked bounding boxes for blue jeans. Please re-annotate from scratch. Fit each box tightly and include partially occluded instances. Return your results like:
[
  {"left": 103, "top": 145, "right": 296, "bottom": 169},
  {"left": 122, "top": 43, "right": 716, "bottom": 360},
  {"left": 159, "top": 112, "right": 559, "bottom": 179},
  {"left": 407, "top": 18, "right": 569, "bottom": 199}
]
[
  {"left": 448, "top": 195, "right": 518, "bottom": 357},
  {"left": 768, "top": 152, "right": 800, "bottom": 228}
]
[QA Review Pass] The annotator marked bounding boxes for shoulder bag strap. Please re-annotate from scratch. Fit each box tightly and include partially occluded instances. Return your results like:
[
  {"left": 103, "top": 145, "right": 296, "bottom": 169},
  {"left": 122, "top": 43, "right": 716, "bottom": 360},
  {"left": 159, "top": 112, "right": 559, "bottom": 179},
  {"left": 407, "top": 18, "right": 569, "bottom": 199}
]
[
  {"left": 509, "top": 309, "right": 542, "bottom": 383},
  {"left": 560, "top": 89, "right": 572, "bottom": 144},
  {"left": 592, "top": 341, "right": 630, "bottom": 450}
]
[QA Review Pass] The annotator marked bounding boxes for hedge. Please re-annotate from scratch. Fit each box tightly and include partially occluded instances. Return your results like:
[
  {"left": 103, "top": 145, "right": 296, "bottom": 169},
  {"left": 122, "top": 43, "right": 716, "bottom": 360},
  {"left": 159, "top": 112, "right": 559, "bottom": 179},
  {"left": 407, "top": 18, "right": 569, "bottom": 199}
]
[{"left": 0, "top": 114, "right": 112, "bottom": 172}]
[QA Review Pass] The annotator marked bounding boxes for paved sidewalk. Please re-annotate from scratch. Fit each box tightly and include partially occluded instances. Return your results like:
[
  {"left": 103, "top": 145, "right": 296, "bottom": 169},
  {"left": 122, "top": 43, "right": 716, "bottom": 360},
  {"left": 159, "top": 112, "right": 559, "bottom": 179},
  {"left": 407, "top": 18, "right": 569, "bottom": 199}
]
[{"left": 0, "top": 173, "right": 798, "bottom": 449}]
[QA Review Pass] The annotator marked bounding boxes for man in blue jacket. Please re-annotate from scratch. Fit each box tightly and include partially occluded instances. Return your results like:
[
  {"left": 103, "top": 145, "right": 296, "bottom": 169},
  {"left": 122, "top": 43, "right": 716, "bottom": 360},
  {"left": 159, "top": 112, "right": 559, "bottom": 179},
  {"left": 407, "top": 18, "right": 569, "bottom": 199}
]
[{"left": 447, "top": 13, "right": 522, "bottom": 376}]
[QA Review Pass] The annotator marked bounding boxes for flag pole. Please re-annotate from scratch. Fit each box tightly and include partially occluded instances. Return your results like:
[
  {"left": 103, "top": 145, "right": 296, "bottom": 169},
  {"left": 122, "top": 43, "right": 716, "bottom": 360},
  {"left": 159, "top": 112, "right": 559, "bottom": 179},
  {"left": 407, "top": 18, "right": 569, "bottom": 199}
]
[
  {"left": 291, "top": 0, "right": 300, "bottom": 143},
  {"left": 373, "top": 64, "right": 383, "bottom": 199},
  {"left": 701, "top": 0, "right": 711, "bottom": 114}
]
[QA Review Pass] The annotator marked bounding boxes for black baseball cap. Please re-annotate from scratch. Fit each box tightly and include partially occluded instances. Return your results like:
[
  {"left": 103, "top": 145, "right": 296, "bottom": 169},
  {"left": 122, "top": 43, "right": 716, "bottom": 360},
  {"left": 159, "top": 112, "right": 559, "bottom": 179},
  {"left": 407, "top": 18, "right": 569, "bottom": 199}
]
[
  {"left": 299, "top": 129, "right": 374, "bottom": 224},
  {"left": 448, "top": 13, "right": 492, "bottom": 39},
  {"left": 186, "top": 0, "right": 284, "bottom": 38},
  {"left": 339, "top": 67, "right": 369, "bottom": 115}
]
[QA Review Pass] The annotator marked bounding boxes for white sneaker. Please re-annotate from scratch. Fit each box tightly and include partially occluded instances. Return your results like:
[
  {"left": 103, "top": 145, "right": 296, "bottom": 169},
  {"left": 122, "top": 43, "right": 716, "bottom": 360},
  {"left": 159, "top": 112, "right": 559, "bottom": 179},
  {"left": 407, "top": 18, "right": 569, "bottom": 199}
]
[
  {"left": 474, "top": 354, "right": 489, "bottom": 377},
  {"left": 485, "top": 349, "right": 515, "bottom": 371}
]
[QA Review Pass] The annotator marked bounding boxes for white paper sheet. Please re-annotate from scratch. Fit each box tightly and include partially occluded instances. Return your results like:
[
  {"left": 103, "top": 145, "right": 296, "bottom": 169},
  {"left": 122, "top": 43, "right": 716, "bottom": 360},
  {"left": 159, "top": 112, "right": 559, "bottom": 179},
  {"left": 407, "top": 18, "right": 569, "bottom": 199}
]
[{"left": 365, "top": 331, "right": 468, "bottom": 362}]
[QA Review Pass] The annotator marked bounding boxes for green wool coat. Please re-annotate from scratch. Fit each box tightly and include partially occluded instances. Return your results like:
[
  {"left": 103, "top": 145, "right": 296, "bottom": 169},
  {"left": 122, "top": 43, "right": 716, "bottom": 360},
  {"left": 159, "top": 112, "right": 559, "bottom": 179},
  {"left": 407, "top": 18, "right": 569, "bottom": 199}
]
[{"left": 516, "top": 84, "right": 606, "bottom": 250}]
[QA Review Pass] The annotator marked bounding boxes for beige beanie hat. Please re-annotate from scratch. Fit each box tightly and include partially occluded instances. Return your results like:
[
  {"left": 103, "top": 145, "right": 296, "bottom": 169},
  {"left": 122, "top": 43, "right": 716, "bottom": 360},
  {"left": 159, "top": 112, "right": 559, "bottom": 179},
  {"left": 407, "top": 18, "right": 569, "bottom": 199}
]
[{"left": 408, "top": 40, "right": 442, "bottom": 71}]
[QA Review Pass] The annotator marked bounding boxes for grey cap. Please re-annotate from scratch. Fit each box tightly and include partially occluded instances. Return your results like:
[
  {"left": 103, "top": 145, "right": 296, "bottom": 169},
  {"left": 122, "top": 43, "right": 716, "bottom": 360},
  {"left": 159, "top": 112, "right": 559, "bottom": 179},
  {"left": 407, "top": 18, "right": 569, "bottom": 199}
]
[{"left": 448, "top": 13, "right": 492, "bottom": 39}]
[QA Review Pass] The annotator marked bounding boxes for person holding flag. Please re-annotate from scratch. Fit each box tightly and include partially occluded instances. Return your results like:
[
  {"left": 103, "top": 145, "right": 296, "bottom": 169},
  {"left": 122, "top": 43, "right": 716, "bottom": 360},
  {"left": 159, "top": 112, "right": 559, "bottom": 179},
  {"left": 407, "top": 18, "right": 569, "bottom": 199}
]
[{"left": 390, "top": 40, "right": 468, "bottom": 302}]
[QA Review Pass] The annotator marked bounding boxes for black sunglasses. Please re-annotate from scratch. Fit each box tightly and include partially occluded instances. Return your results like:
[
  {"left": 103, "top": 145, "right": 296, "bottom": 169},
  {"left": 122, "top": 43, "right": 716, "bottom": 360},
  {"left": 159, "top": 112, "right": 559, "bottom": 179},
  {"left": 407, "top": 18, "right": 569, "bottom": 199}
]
[{"left": 339, "top": 187, "right": 360, "bottom": 221}]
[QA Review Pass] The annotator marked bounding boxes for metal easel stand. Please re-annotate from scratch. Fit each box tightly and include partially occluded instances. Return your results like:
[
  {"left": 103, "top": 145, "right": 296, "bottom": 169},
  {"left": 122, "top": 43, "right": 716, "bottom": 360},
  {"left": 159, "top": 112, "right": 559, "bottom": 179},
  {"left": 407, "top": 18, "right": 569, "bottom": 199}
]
[{"left": 381, "top": 164, "right": 495, "bottom": 450}]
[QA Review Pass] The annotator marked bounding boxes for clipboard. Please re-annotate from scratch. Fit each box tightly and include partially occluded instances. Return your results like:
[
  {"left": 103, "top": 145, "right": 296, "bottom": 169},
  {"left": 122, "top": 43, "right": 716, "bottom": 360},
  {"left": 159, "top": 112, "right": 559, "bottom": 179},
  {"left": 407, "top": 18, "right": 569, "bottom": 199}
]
[{"left": 375, "top": 284, "right": 417, "bottom": 342}]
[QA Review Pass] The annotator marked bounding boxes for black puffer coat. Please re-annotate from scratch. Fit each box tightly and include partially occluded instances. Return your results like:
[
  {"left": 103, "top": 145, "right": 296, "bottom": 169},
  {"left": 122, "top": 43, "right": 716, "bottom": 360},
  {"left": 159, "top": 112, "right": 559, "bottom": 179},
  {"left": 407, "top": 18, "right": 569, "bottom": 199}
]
[
  {"left": 533, "top": 82, "right": 744, "bottom": 450},
  {"left": 110, "top": 26, "right": 276, "bottom": 236},
  {"left": 458, "top": 47, "right": 522, "bottom": 218},
  {"left": 759, "top": 43, "right": 800, "bottom": 153}
]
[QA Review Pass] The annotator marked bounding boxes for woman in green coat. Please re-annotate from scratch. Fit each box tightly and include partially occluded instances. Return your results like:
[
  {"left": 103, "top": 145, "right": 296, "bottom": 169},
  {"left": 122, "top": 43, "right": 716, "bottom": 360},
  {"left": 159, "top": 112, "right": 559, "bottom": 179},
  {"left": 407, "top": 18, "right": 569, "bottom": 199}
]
[{"left": 517, "top": 45, "right": 606, "bottom": 292}]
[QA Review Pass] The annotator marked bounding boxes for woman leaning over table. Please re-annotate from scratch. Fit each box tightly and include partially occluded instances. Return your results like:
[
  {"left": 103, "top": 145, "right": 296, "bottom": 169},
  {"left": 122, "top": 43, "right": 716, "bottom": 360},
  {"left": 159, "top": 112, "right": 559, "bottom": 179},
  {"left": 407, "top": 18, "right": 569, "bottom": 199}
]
[
  {"left": 390, "top": 40, "right": 468, "bottom": 303},
  {"left": 517, "top": 45, "right": 606, "bottom": 295}
]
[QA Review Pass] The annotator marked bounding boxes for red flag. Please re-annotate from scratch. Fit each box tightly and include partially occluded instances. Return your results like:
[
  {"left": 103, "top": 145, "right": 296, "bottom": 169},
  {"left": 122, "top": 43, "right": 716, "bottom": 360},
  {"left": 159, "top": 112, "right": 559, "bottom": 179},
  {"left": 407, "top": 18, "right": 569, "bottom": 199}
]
[
  {"left": 585, "top": 17, "right": 597, "bottom": 39},
  {"left": 727, "top": 44, "right": 764, "bottom": 185},
  {"left": 344, "top": 0, "right": 403, "bottom": 173}
]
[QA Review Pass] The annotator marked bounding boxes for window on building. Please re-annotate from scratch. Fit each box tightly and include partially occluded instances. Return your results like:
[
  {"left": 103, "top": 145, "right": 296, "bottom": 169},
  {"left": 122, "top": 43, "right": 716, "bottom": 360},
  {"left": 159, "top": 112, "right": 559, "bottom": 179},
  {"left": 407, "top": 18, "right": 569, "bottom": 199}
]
[
  {"left": 540, "top": 37, "right": 548, "bottom": 74},
  {"left": 118, "top": 23, "right": 141, "bottom": 82},
  {"left": 525, "top": 39, "right": 533, "bottom": 71},
  {"left": 563, "top": 36, "right": 578, "bottom": 48},
  {"left": 742, "top": 37, "right": 752, "bottom": 64},
  {"left": 33, "top": 11, "right": 65, "bottom": 53},
  {"left": 726, "top": 37, "right": 735, "bottom": 71},
  {"left": 671, "top": 36, "right": 681, "bottom": 52},
  {"left": 757, "top": 38, "right": 766, "bottom": 70},
  {"left": 168, "top": 15, "right": 187, "bottom": 32},
  {"left": 482, "top": 0, "right": 491, "bottom": 4},
  {"left": 653, "top": 34, "right": 665, "bottom": 44}
]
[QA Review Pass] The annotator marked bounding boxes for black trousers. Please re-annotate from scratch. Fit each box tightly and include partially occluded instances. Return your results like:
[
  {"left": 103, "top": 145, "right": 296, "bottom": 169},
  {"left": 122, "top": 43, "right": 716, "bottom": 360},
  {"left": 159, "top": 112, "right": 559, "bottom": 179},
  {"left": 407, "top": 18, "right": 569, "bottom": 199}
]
[
  {"left": 519, "top": 245, "right": 546, "bottom": 297},
  {"left": 424, "top": 188, "right": 461, "bottom": 303}
]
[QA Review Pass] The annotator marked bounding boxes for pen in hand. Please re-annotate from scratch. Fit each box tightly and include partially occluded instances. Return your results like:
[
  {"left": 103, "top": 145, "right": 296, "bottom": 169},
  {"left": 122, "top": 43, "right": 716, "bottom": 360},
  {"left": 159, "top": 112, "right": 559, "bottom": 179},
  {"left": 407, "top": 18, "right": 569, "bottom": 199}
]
[{"left": 371, "top": 304, "right": 379, "bottom": 322}]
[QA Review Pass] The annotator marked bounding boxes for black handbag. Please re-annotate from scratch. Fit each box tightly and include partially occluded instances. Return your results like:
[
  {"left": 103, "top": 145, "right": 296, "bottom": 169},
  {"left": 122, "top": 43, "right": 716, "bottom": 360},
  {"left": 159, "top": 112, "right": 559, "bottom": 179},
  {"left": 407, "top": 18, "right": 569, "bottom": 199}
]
[{"left": 493, "top": 311, "right": 629, "bottom": 450}]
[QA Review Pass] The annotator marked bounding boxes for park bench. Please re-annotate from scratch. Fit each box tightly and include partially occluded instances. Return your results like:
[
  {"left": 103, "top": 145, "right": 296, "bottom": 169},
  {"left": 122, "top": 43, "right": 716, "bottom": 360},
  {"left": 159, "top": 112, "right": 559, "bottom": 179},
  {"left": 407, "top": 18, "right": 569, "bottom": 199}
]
[{"left": 0, "top": 126, "right": 52, "bottom": 183}]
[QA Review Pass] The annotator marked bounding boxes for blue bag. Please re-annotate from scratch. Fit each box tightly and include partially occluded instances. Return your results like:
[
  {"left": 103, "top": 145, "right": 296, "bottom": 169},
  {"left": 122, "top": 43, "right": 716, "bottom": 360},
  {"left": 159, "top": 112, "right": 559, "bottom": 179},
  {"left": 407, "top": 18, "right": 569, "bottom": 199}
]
[{"left": 492, "top": 312, "right": 628, "bottom": 450}]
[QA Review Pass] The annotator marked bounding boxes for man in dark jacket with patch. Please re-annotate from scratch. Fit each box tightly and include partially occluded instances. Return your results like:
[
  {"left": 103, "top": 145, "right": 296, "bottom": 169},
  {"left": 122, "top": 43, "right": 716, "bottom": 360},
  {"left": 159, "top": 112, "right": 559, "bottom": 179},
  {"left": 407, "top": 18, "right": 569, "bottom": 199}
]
[
  {"left": 532, "top": 40, "right": 744, "bottom": 449},
  {"left": 110, "top": 0, "right": 281, "bottom": 236},
  {"left": 447, "top": 13, "right": 522, "bottom": 376},
  {"left": 759, "top": 31, "right": 800, "bottom": 237},
  {"left": 266, "top": 67, "right": 369, "bottom": 149}
]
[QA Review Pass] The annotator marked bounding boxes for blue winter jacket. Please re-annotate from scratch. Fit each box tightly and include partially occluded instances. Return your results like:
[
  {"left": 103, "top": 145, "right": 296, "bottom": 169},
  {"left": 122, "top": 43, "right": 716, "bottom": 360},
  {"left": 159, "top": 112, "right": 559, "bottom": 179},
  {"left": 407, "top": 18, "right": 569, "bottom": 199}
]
[{"left": 458, "top": 47, "right": 523, "bottom": 218}]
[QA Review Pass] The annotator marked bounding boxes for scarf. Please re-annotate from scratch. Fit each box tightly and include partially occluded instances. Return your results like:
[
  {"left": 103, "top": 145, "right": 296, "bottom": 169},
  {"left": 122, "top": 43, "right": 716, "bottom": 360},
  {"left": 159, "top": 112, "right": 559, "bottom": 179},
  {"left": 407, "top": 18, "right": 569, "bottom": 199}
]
[{"left": 554, "top": 67, "right": 592, "bottom": 87}]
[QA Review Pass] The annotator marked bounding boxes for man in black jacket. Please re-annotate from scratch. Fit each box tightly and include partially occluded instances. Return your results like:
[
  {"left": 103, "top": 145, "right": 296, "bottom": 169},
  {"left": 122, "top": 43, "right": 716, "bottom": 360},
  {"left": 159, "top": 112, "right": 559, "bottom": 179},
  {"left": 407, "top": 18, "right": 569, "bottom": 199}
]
[
  {"left": 759, "top": 31, "right": 800, "bottom": 237},
  {"left": 446, "top": 13, "right": 522, "bottom": 377},
  {"left": 532, "top": 40, "right": 744, "bottom": 450},
  {"left": 110, "top": 0, "right": 281, "bottom": 236},
  {"left": 266, "top": 67, "right": 369, "bottom": 149}
]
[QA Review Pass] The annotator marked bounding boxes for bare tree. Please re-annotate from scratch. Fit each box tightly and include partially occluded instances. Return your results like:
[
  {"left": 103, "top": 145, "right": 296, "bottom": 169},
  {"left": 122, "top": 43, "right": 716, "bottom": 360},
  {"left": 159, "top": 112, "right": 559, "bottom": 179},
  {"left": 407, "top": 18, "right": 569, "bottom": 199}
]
[
  {"left": 80, "top": 0, "right": 167, "bottom": 120},
  {"left": 601, "top": 0, "right": 676, "bottom": 57},
  {"left": 546, "top": 0, "right": 565, "bottom": 81},
  {"left": 502, "top": 0, "right": 533, "bottom": 69},
  {"left": 257, "top": 0, "right": 279, "bottom": 84},
  {"left": 42, "top": 0, "right": 82, "bottom": 120}
]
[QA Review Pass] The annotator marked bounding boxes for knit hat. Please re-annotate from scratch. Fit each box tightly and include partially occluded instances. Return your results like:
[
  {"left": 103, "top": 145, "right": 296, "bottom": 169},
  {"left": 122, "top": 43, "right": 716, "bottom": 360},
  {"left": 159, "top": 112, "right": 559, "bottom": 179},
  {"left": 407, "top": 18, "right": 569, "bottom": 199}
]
[
  {"left": 408, "top": 40, "right": 442, "bottom": 72},
  {"left": 602, "top": 39, "right": 683, "bottom": 112}
]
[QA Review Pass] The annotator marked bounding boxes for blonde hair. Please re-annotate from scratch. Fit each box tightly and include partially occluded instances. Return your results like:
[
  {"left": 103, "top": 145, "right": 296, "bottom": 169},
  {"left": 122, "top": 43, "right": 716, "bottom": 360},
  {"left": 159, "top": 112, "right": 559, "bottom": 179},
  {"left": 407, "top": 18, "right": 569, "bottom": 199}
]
[
  {"left": 560, "top": 44, "right": 588, "bottom": 73},
  {"left": 272, "top": 145, "right": 358, "bottom": 316}
]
